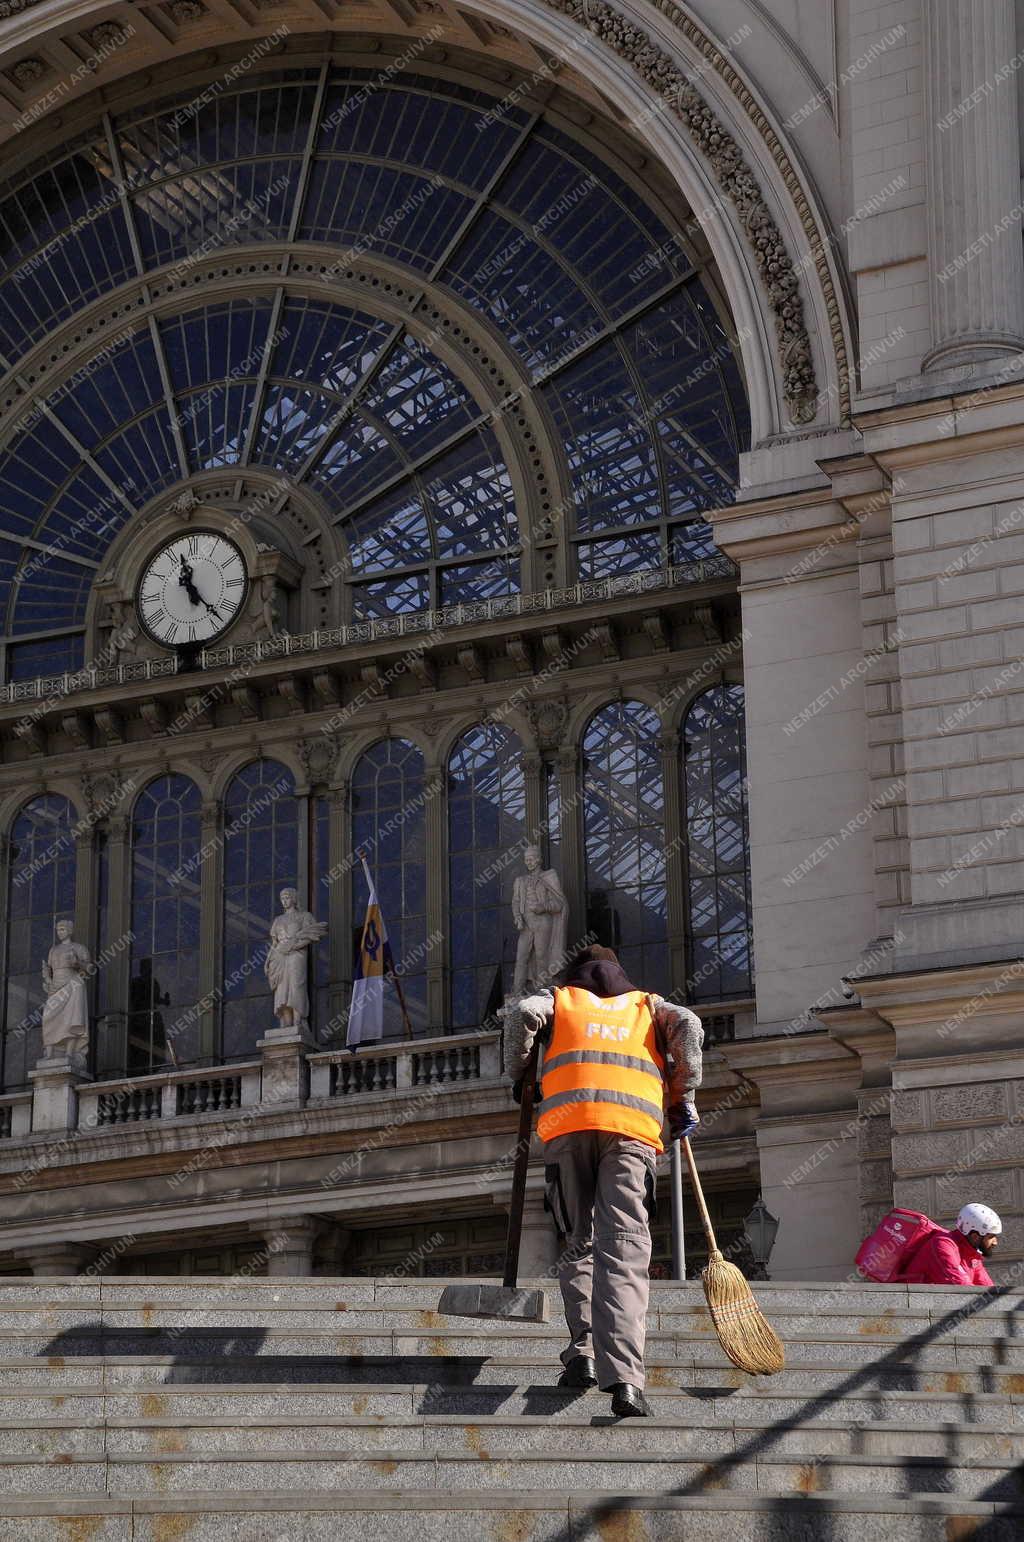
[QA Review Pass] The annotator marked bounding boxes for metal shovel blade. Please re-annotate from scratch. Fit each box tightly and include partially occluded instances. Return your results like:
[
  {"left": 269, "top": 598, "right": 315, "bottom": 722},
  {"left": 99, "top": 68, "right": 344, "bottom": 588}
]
[{"left": 437, "top": 1282, "right": 549, "bottom": 1322}]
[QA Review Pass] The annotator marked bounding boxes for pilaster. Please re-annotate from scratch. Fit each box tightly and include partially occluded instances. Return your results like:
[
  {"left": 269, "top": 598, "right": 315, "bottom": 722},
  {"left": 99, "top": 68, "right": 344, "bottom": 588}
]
[
  {"left": 923, "top": 0, "right": 1024, "bottom": 372},
  {"left": 424, "top": 765, "right": 447, "bottom": 1029},
  {"left": 197, "top": 799, "right": 222, "bottom": 1063}
]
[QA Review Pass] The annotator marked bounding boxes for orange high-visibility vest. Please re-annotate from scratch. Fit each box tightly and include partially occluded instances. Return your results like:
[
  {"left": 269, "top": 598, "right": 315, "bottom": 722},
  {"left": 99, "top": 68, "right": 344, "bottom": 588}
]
[{"left": 536, "top": 986, "right": 666, "bottom": 1151}]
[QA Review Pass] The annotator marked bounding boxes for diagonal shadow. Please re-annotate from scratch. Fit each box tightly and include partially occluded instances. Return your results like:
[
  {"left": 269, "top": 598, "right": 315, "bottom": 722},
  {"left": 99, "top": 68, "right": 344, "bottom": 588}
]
[{"left": 543, "top": 1286, "right": 1024, "bottom": 1542}]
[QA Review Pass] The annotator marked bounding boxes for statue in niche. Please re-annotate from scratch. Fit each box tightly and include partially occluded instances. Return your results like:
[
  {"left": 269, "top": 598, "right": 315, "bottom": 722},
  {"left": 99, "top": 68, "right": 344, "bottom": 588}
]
[
  {"left": 41, "top": 919, "right": 91, "bottom": 1064},
  {"left": 265, "top": 888, "right": 327, "bottom": 1033},
  {"left": 512, "top": 845, "right": 568, "bottom": 997}
]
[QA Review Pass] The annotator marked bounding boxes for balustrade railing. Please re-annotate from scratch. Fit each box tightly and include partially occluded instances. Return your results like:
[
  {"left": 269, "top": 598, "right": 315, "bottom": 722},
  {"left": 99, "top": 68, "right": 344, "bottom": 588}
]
[
  {"left": 0, "top": 559, "right": 736, "bottom": 707},
  {"left": 309, "top": 1031, "right": 501, "bottom": 1100},
  {"left": 77, "top": 1063, "right": 261, "bottom": 1130}
]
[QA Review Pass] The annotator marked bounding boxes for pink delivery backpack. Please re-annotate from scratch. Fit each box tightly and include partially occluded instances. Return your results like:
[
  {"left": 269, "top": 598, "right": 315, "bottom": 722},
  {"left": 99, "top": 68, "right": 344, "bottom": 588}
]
[{"left": 855, "top": 1208, "right": 941, "bottom": 1283}]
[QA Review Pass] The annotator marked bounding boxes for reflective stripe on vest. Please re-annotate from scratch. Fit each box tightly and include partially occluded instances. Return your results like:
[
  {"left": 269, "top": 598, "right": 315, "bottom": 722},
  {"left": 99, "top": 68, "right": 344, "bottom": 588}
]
[{"left": 537, "top": 986, "right": 666, "bottom": 1150}]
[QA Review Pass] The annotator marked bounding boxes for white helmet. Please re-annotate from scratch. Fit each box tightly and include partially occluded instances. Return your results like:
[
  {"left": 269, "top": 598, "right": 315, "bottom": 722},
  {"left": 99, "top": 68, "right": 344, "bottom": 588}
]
[{"left": 956, "top": 1203, "right": 1002, "bottom": 1238}]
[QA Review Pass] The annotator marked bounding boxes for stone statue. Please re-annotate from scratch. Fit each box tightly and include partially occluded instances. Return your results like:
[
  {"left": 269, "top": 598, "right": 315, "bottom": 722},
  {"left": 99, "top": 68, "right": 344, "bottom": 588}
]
[
  {"left": 265, "top": 888, "right": 327, "bottom": 1032},
  {"left": 512, "top": 845, "right": 568, "bottom": 996},
  {"left": 41, "top": 919, "right": 91, "bottom": 1063}
]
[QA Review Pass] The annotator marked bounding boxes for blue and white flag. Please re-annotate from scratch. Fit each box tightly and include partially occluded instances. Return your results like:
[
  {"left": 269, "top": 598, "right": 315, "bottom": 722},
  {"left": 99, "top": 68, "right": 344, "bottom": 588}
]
[{"left": 347, "top": 854, "right": 394, "bottom": 1049}]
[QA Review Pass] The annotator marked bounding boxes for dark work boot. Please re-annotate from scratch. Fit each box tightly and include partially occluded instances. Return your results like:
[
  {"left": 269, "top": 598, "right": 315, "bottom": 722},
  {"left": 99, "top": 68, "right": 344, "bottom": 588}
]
[
  {"left": 557, "top": 1355, "right": 598, "bottom": 1388},
  {"left": 609, "top": 1382, "right": 653, "bottom": 1417}
]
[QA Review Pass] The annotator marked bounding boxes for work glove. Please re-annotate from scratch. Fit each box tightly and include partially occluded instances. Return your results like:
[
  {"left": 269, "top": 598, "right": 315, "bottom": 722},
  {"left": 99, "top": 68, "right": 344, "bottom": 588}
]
[
  {"left": 511, "top": 1078, "right": 542, "bottom": 1107},
  {"left": 668, "top": 1100, "right": 699, "bottom": 1143}
]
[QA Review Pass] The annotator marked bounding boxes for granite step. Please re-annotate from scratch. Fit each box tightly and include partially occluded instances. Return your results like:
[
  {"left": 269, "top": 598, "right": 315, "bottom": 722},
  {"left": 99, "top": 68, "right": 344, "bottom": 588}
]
[
  {"left": 2, "top": 1445, "right": 1023, "bottom": 1499},
  {"left": 3, "top": 1382, "right": 1021, "bottom": 1426},
  {"left": 3, "top": 1411, "right": 1023, "bottom": 1462},
  {"left": 2, "top": 1353, "right": 1022, "bottom": 1397},
  {"left": 2, "top": 1490, "right": 1023, "bottom": 1542}
]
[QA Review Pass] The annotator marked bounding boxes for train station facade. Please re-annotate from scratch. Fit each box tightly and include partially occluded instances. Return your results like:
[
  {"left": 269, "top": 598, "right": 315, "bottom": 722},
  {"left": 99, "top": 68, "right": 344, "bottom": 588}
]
[{"left": 0, "top": 0, "right": 1021, "bottom": 1284}]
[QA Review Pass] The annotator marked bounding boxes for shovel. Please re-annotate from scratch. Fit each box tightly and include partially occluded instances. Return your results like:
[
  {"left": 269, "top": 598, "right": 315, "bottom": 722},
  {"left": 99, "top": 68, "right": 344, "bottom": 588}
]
[{"left": 438, "top": 1038, "right": 548, "bottom": 1323}]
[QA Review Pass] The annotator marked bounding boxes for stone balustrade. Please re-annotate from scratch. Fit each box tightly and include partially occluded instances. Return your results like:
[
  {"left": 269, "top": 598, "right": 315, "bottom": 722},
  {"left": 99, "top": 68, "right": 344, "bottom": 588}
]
[
  {"left": 308, "top": 1031, "right": 501, "bottom": 1102},
  {"left": 10, "top": 1031, "right": 503, "bottom": 1139}
]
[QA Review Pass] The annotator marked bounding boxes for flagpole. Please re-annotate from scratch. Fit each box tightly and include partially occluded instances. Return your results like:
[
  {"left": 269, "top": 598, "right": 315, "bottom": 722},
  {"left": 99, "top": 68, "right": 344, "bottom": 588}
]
[{"left": 358, "top": 850, "right": 413, "bottom": 1042}]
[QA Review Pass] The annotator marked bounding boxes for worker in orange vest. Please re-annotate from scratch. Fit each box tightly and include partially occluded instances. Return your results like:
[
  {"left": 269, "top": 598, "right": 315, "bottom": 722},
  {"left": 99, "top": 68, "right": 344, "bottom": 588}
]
[{"left": 505, "top": 944, "right": 703, "bottom": 1417}]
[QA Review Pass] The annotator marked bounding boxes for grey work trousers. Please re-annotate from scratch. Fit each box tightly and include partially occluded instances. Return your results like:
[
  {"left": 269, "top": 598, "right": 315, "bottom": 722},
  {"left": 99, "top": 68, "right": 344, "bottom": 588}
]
[{"left": 542, "top": 1130, "right": 657, "bottom": 1390}]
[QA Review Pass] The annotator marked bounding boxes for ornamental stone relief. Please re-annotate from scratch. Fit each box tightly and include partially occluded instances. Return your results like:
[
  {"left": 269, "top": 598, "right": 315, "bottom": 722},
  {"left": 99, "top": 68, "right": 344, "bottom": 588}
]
[{"left": 541, "top": 0, "right": 818, "bottom": 423}]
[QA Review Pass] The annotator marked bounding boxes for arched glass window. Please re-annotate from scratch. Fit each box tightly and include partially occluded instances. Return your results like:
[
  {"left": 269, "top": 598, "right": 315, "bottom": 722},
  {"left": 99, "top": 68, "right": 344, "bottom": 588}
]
[
  {"left": 351, "top": 739, "right": 428, "bottom": 1040},
  {"left": 0, "top": 69, "right": 748, "bottom": 679},
  {"left": 448, "top": 724, "right": 526, "bottom": 1028},
  {"left": 1, "top": 795, "right": 77, "bottom": 1090},
  {"left": 583, "top": 702, "right": 668, "bottom": 992},
  {"left": 128, "top": 776, "right": 201, "bottom": 1074},
  {"left": 222, "top": 760, "right": 299, "bottom": 1060},
  {"left": 683, "top": 685, "right": 753, "bottom": 1002}
]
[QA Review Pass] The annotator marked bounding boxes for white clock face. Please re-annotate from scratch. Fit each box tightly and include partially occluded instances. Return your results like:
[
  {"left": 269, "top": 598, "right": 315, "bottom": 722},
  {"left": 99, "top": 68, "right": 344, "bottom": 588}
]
[{"left": 137, "top": 531, "right": 248, "bottom": 648}]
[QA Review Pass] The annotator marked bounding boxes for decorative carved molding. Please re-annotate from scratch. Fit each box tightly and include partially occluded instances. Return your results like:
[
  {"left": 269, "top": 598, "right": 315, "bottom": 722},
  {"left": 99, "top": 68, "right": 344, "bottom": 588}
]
[
  {"left": 7, "top": 56, "right": 47, "bottom": 89},
  {"left": 297, "top": 733, "right": 340, "bottom": 787},
  {"left": 80, "top": 768, "right": 133, "bottom": 821},
  {"left": 526, "top": 698, "right": 568, "bottom": 752},
  {"left": 541, "top": 0, "right": 831, "bottom": 424}
]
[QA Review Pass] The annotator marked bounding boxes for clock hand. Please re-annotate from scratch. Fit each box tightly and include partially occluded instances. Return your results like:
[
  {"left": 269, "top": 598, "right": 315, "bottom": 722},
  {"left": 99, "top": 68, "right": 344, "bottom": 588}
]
[{"left": 178, "top": 558, "right": 202, "bottom": 607}]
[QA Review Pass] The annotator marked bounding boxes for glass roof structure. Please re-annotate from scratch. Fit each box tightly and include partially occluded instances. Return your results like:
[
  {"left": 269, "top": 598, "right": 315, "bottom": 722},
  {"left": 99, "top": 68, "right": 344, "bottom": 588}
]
[{"left": 0, "top": 65, "right": 749, "bottom": 681}]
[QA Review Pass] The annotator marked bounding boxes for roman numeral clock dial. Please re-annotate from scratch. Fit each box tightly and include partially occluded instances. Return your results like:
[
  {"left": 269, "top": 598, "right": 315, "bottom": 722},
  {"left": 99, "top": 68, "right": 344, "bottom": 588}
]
[{"left": 136, "top": 532, "right": 249, "bottom": 650}]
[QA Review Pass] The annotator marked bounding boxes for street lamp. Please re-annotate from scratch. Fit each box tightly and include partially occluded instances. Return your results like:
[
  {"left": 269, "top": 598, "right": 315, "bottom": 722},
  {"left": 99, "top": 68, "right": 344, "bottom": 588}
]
[{"left": 744, "top": 1196, "right": 780, "bottom": 1280}]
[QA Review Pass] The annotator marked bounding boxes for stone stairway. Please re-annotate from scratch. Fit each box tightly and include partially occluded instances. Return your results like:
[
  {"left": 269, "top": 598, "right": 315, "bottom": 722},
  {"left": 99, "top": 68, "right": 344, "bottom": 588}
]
[{"left": 0, "top": 1276, "right": 1023, "bottom": 1539}]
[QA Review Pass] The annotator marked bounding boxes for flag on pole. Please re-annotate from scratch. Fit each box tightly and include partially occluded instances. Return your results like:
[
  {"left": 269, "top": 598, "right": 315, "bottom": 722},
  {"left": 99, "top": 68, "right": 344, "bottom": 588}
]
[{"left": 347, "top": 853, "right": 393, "bottom": 1049}]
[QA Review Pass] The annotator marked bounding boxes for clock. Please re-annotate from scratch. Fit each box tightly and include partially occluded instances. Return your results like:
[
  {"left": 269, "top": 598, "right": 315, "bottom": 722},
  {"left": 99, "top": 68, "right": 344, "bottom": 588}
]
[{"left": 136, "top": 530, "right": 248, "bottom": 649}]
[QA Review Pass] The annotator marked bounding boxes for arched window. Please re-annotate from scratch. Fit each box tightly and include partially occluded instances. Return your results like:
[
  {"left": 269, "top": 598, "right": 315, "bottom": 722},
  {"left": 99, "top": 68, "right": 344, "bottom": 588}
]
[
  {"left": 222, "top": 760, "right": 299, "bottom": 1060},
  {"left": 0, "top": 70, "right": 748, "bottom": 679},
  {"left": 448, "top": 724, "right": 526, "bottom": 1028},
  {"left": 683, "top": 685, "right": 753, "bottom": 1001},
  {"left": 1, "top": 795, "right": 77, "bottom": 1090},
  {"left": 351, "top": 739, "right": 428, "bottom": 1040},
  {"left": 128, "top": 776, "right": 201, "bottom": 1074},
  {"left": 583, "top": 702, "right": 668, "bottom": 992}
]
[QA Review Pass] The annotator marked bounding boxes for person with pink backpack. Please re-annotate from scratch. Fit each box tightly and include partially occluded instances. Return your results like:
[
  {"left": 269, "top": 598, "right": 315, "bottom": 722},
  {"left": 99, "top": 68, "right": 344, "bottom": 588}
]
[{"left": 856, "top": 1203, "right": 1002, "bottom": 1287}]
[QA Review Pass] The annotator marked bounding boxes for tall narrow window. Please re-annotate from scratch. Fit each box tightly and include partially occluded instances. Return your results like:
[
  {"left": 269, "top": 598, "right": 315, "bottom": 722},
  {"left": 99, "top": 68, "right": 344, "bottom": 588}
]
[
  {"left": 129, "top": 776, "right": 202, "bottom": 1073},
  {"left": 448, "top": 724, "right": 526, "bottom": 1027},
  {"left": 222, "top": 760, "right": 298, "bottom": 1060},
  {"left": 2, "top": 795, "right": 77, "bottom": 1090},
  {"left": 683, "top": 684, "right": 752, "bottom": 1001},
  {"left": 351, "top": 739, "right": 428, "bottom": 1039},
  {"left": 583, "top": 702, "right": 668, "bottom": 991}
]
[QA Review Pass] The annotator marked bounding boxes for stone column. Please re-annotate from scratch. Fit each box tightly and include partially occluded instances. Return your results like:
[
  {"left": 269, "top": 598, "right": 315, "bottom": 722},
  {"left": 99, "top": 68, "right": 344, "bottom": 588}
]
[
  {"left": 923, "top": 0, "right": 1024, "bottom": 371},
  {"left": 96, "top": 812, "right": 132, "bottom": 1075},
  {"left": 658, "top": 730, "right": 688, "bottom": 994},
  {"left": 261, "top": 1215, "right": 318, "bottom": 1277},
  {"left": 326, "top": 782, "right": 350, "bottom": 1043},
  {"left": 556, "top": 745, "right": 583, "bottom": 946},
  {"left": 719, "top": 1032, "right": 864, "bottom": 1281},
  {"left": 423, "top": 765, "right": 447, "bottom": 1028},
  {"left": 821, "top": 1005, "right": 898, "bottom": 1238},
  {"left": 197, "top": 800, "right": 222, "bottom": 1063},
  {"left": 21, "top": 1243, "right": 89, "bottom": 1277},
  {"left": 522, "top": 752, "right": 543, "bottom": 844}
]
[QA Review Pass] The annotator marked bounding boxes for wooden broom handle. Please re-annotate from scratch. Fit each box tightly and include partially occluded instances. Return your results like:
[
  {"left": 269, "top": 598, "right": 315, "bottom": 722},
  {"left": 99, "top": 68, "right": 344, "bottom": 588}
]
[{"left": 682, "top": 1135, "right": 720, "bottom": 1256}]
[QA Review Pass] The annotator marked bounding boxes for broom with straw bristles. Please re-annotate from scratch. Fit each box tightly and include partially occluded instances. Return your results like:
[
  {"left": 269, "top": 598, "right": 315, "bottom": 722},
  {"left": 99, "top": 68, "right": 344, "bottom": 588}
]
[{"left": 681, "top": 1136, "right": 785, "bottom": 1376}]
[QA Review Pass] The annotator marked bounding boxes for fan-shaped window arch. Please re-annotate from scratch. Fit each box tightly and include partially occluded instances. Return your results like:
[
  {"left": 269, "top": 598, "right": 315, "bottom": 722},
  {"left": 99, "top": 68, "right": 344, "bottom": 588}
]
[
  {"left": 448, "top": 723, "right": 526, "bottom": 1027},
  {"left": 583, "top": 701, "right": 668, "bottom": 992},
  {"left": 0, "top": 65, "right": 747, "bottom": 680},
  {"left": 351, "top": 739, "right": 428, "bottom": 1039},
  {"left": 683, "top": 685, "right": 753, "bottom": 1001},
  {"left": 1, "top": 794, "right": 78, "bottom": 1090},
  {"left": 222, "top": 759, "right": 299, "bottom": 1060},
  {"left": 127, "top": 775, "right": 201, "bottom": 1074}
]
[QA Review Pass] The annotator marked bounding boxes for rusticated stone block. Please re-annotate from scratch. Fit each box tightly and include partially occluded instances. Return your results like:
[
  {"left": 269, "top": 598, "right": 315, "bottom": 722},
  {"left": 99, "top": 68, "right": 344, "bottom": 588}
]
[
  {"left": 858, "top": 1114, "right": 893, "bottom": 1160},
  {"left": 893, "top": 1176, "right": 933, "bottom": 1213},
  {"left": 936, "top": 1165, "right": 1018, "bottom": 1211},
  {"left": 891, "top": 1090, "right": 926, "bottom": 1130},
  {"left": 859, "top": 1159, "right": 894, "bottom": 1201},
  {"left": 895, "top": 1128, "right": 980, "bottom": 1173},
  {"left": 933, "top": 1083, "right": 1008, "bottom": 1126}
]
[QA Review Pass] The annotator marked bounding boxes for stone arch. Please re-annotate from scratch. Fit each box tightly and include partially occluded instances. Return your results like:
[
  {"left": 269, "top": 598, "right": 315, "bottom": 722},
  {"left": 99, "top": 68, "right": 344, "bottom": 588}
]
[{"left": 0, "top": 0, "right": 851, "bottom": 445}]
